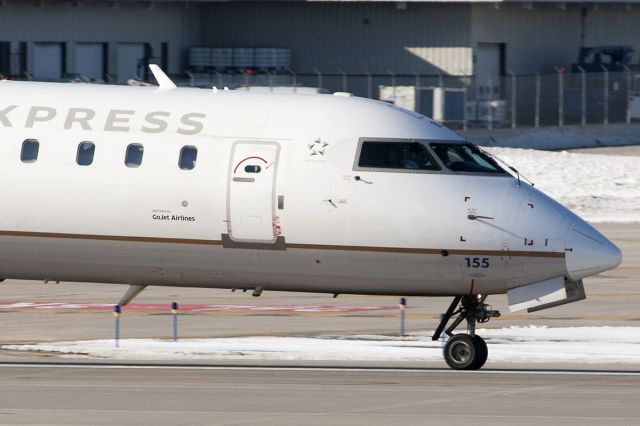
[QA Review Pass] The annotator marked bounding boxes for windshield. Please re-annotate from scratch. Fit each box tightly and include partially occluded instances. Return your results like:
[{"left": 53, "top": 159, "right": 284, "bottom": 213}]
[
  {"left": 429, "top": 143, "right": 507, "bottom": 174},
  {"left": 358, "top": 141, "right": 440, "bottom": 171}
]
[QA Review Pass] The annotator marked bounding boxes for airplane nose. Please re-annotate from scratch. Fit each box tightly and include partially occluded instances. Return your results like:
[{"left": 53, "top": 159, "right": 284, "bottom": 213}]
[{"left": 565, "top": 218, "right": 622, "bottom": 281}]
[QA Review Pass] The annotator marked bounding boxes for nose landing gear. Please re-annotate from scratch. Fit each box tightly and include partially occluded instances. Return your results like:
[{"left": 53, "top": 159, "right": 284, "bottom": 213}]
[{"left": 432, "top": 295, "right": 500, "bottom": 370}]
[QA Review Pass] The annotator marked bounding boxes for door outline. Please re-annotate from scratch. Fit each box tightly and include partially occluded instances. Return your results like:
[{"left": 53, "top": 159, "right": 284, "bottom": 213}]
[{"left": 225, "top": 140, "right": 281, "bottom": 245}]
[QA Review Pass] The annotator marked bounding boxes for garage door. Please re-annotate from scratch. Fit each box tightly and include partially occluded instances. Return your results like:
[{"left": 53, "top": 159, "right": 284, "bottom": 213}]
[
  {"left": 75, "top": 43, "right": 104, "bottom": 81},
  {"left": 0, "top": 42, "right": 10, "bottom": 77},
  {"left": 116, "top": 43, "right": 145, "bottom": 84},
  {"left": 33, "top": 43, "right": 63, "bottom": 81},
  {"left": 475, "top": 43, "right": 502, "bottom": 100}
]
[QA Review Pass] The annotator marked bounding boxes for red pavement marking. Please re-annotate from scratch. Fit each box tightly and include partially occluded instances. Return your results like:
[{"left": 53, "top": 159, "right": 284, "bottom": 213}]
[{"left": 0, "top": 301, "right": 398, "bottom": 313}]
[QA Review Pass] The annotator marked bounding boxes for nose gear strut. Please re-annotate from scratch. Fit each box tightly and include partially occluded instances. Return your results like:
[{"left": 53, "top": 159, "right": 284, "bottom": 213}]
[{"left": 432, "top": 295, "right": 501, "bottom": 370}]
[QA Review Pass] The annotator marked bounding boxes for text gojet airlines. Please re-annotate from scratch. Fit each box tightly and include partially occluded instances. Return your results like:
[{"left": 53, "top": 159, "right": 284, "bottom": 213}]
[{"left": 0, "top": 67, "right": 621, "bottom": 369}]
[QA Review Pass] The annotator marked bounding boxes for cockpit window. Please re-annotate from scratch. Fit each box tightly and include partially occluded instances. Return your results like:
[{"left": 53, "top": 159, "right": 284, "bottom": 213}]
[
  {"left": 358, "top": 141, "right": 440, "bottom": 171},
  {"left": 430, "top": 143, "right": 506, "bottom": 174}
]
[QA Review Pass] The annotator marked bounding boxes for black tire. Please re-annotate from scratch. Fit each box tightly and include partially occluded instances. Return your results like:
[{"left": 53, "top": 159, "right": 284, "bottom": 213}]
[
  {"left": 470, "top": 335, "right": 488, "bottom": 370},
  {"left": 444, "top": 334, "right": 477, "bottom": 370}
]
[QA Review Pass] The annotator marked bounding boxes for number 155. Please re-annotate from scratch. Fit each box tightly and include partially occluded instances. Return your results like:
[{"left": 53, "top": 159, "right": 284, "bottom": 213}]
[{"left": 465, "top": 257, "right": 489, "bottom": 268}]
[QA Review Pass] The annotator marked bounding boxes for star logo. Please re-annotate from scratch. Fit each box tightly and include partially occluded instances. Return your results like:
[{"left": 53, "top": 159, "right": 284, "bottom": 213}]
[{"left": 308, "top": 139, "right": 329, "bottom": 156}]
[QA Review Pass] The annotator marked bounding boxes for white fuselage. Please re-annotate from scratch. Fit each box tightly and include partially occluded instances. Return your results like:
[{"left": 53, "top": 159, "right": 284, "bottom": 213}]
[{"left": 0, "top": 81, "right": 621, "bottom": 298}]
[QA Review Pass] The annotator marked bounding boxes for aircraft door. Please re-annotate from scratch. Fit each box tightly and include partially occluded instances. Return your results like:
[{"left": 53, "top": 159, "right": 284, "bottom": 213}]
[{"left": 227, "top": 142, "right": 280, "bottom": 243}]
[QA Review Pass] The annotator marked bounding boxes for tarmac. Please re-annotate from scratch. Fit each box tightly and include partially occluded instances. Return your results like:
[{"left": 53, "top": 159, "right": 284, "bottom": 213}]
[
  {"left": 0, "top": 363, "right": 638, "bottom": 425},
  {"left": 567, "top": 144, "right": 640, "bottom": 155},
  {"left": 0, "top": 145, "right": 637, "bottom": 425}
]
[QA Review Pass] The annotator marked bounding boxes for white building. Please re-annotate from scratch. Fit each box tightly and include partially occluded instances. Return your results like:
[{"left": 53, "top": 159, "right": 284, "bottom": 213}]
[{"left": 0, "top": 0, "right": 639, "bottom": 102}]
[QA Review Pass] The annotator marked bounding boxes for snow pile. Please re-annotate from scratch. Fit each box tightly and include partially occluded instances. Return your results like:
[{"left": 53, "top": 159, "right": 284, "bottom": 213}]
[
  {"left": 486, "top": 148, "right": 639, "bottom": 223},
  {"left": 5, "top": 326, "right": 640, "bottom": 364}
]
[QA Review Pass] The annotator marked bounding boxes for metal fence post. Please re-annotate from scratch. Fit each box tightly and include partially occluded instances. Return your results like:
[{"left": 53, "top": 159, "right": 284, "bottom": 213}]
[
  {"left": 399, "top": 297, "right": 407, "bottom": 338},
  {"left": 366, "top": 70, "right": 372, "bottom": 99},
  {"left": 287, "top": 68, "right": 297, "bottom": 93},
  {"left": 600, "top": 64, "right": 609, "bottom": 124},
  {"left": 388, "top": 69, "right": 396, "bottom": 103},
  {"left": 339, "top": 68, "right": 347, "bottom": 92},
  {"left": 535, "top": 71, "right": 540, "bottom": 128},
  {"left": 214, "top": 70, "right": 223, "bottom": 90},
  {"left": 462, "top": 76, "right": 468, "bottom": 131},
  {"left": 438, "top": 71, "right": 444, "bottom": 120},
  {"left": 624, "top": 64, "right": 632, "bottom": 124},
  {"left": 414, "top": 72, "right": 421, "bottom": 113},
  {"left": 113, "top": 305, "right": 121, "bottom": 348},
  {"left": 555, "top": 67, "right": 564, "bottom": 127},
  {"left": 266, "top": 69, "right": 273, "bottom": 92},
  {"left": 171, "top": 302, "right": 178, "bottom": 342},
  {"left": 577, "top": 65, "right": 586, "bottom": 126},
  {"left": 487, "top": 76, "right": 493, "bottom": 130},
  {"left": 508, "top": 69, "right": 516, "bottom": 129},
  {"left": 313, "top": 68, "right": 323, "bottom": 91}
]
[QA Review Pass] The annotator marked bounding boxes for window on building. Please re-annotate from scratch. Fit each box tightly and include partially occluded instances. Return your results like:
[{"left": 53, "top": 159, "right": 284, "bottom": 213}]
[
  {"left": 76, "top": 141, "right": 95, "bottom": 166},
  {"left": 357, "top": 141, "right": 439, "bottom": 171},
  {"left": 20, "top": 139, "right": 40, "bottom": 163},
  {"left": 124, "top": 143, "right": 144, "bottom": 168},
  {"left": 179, "top": 146, "right": 198, "bottom": 170}
]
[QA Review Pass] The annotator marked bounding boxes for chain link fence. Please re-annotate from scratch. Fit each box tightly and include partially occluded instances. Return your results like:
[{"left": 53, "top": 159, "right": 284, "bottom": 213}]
[
  {"left": 175, "top": 69, "right": 637, "bottom": 130},
  {"left": 6, "top": 67, "right": 637, "bottom": 131}
]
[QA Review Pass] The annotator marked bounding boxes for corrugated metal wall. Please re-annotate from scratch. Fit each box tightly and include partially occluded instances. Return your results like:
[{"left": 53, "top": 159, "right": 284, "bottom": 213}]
[
  {"left": 2, "top": 1, "right": 639, "bottom": 81},
  {"left": 202, "top": 2, "right": 472, "bottom": 75},
  {"left": 471, "top": 3, "right": 640, "bottom": 74},
  {"left": 0, "top": 1, "right": 201, "bottom": 77},
  {"left": 583, "top": 6, "right": 640, "bottom": 48}
]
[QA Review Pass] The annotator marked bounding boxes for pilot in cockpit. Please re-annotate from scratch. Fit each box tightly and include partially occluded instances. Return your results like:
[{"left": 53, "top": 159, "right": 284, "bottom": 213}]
[
  {"left": 405, "top": 145, "right": 433, "bottom": 170},
  {"left": 384, "top": 147, "right": 402, "bottom": 168}
]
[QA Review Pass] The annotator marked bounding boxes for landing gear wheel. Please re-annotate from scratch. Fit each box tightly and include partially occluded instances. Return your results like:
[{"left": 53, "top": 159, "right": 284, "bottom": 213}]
[
  {"left": 471, "top": 335, "right": 488, "bottom": 370},
  {"left": 444, "top": 334, "right": 487, "bottom": 370},
  {"left": 433, "top": 296, "right": 500, "bottom": 370},
  {"left": 444, "top": 334, "right": 477, "bottom": 370}
]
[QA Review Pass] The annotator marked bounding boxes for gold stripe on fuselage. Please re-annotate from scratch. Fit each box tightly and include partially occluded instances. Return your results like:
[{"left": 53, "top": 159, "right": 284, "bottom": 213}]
[{"left": 0, "top": 230, "right": 565, "bottom": 258}]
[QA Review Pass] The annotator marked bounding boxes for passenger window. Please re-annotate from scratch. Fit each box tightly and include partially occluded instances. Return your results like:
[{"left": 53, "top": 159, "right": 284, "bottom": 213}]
[
  {"left": 20, "top": 139, "right": 40, "bottom": 163},
  {"left": 179, "top": 146, "right": 198, "bottom": 170},
  {"left": 357, "top": 141, "right": 439, "bottom": 171},
  {"left": 76, "top": 141, "right": 95, "bottom": 166},
  {"left": 125, "top": 143, "right": 144, "bottom": 168}
]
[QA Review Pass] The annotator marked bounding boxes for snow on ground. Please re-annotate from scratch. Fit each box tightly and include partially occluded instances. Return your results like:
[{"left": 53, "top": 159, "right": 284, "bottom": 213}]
[
  {"left": 485, "top": 147, "right": 640, "bottom": 223},
  {"left": 4, "top": 326, "right": 640, "bottom": 364}
]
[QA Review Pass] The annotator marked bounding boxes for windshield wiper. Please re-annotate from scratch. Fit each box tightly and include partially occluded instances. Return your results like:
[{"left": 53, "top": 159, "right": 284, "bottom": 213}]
[{"left": 476, "top": 146, "right": 535, "bottom": 187}]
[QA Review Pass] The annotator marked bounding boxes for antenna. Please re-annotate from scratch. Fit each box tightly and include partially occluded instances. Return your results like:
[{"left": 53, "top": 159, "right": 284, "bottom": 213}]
[{"left": 149, "top": 64, "right": 177, "bottom": 90}]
